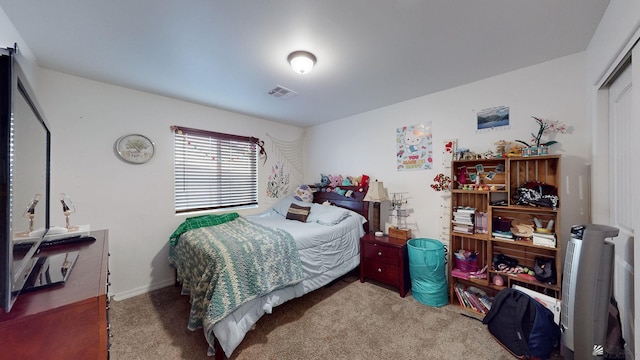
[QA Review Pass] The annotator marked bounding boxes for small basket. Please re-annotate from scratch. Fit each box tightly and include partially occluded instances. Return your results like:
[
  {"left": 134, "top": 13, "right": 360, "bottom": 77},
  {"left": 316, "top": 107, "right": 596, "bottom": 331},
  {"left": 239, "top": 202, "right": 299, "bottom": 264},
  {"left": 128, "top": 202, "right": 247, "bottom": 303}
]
[{"left": 454, "top": 257, "right": 478, "bottom": 272}]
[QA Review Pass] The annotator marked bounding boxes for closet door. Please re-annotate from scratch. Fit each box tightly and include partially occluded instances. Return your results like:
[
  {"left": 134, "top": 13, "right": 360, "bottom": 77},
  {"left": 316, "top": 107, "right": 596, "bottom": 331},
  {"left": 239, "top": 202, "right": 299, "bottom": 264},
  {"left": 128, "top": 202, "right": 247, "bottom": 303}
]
[{"left": 607, "top": 60, "right": 634, "bottom": 351}]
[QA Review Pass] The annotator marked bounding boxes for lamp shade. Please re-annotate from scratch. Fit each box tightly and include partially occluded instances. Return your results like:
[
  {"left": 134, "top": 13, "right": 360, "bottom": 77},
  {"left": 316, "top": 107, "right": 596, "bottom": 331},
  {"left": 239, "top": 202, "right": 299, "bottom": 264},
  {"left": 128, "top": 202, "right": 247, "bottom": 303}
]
[
  {"left": 287, "top": 51, "right": 316, "bottom": 74},
  {"left": 364, "top": 181, "right": 390, "bottom": 202}
]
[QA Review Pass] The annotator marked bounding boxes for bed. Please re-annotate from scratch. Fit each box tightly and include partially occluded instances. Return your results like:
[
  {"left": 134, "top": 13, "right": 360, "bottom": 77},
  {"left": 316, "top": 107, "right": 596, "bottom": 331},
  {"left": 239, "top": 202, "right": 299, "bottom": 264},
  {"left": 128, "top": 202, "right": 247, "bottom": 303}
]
[{"left": 168, "top": 186, "right": 369, "bottom": 359}]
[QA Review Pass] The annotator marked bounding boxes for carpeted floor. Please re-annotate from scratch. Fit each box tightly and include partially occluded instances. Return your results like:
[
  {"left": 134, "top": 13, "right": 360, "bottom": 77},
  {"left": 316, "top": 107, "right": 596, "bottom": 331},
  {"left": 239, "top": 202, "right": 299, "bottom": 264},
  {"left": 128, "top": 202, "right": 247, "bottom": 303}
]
[{"left": 109, "top": 273, "right": 517, "bottom": 359}]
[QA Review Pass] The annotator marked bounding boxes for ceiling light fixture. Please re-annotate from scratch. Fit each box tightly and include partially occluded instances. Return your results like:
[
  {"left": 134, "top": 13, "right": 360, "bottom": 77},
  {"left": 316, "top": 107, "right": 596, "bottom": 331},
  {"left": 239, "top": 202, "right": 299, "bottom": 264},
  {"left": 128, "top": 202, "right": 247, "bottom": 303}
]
[{"left": 287, "top": 51, "right": 316, "bottom": 75}]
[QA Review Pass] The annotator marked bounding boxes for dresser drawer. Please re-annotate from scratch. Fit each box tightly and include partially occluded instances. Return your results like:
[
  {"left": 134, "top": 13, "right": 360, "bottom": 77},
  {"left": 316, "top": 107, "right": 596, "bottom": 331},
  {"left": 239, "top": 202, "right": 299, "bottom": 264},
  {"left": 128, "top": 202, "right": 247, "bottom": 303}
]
[
  {"left": 362, "top": 242, "right": 399, "bottom": 265},
  {"left": 362, "top": 261, "right": 400, "bottom": 286}
]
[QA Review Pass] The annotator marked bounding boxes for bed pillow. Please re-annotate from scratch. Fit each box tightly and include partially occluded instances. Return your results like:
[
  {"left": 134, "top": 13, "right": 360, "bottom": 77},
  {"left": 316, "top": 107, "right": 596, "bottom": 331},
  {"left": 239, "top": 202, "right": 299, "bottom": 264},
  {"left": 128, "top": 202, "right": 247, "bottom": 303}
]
[
  {"left": 272, "top": 195, "right": 296, "bottom": 216},
  {"left": 293, "top": 184, "right": 314, "bottom": 203},
  {"left": 272, "top": 195, "right": 312, "bottom": 217},
  {"left": 285, "top": 203, "right": 312, "bottom": 222},
  {"left": 308, "top": 203, "right": 351, "bottom": 225}
]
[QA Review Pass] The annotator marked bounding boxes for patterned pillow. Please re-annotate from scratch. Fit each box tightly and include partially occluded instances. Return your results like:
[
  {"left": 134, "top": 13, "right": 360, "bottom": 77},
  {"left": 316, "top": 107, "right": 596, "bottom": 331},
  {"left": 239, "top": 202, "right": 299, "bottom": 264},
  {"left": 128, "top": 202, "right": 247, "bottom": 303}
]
[
  {"left": 286, "top": 203, "right": 311, "bottom": 222},
  {"left": 293, "top": 184, "right": 314, "bottom": 203}
]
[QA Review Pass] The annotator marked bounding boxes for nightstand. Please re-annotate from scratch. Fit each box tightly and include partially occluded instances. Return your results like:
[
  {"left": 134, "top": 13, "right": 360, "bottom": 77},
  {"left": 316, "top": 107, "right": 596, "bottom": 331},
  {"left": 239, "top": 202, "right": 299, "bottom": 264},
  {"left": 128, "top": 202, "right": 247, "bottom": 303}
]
[{"left": 360, "top": 233, "right": 411, "bottom": 297}]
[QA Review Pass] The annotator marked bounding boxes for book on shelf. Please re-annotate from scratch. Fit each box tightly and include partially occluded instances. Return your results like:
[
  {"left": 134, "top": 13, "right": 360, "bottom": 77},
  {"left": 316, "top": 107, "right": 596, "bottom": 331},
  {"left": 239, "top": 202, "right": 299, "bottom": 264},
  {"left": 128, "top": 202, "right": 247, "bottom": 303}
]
[
  {"left": 464, "top": 290, "right": 486, "bottom": 313},
  {"left": 478, "top": 295, "right": 493, "bottom": 311},
  {"left": 492, "top": 230, "right": 514, "bottom": 240},
  {"left": 454, "top": 283, "right": 493, "bottom": 314},
  {"left": 453, "top": 212, "right": 474, "bottom": 218},
  {"left": 454, "top": 283, "right": 473, "bottom": 309},
  {"left": 453, "top": 284, "right": 467, "bottom": 308},
  {"left": 467, "top": 286, "right": 492, "bottom": 314},
  {"left": 454, "top": 206, "right": 476, "bottom": 213},
  {"left": 453, "top": 212, "right": 474, "bottom": 221},
  {"left": 453, "top": 224, "right": 474, "bottom": 234},
  {"left": 532, "top": 232, "right": 556, "bottom": 247},
  {"left": 452, "top": 219, "right": 474, "bottom": 226},
  {"left": 532, "top": 231, "right": 556, "bottom": 239}
]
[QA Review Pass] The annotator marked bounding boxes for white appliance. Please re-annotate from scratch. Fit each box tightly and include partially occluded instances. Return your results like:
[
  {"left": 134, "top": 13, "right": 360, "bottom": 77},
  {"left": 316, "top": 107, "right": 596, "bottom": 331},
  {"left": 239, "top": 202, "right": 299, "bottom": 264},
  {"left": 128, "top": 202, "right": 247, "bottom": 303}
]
[{"left": 560, "top": 224, "right": 619, "bottom": 359}]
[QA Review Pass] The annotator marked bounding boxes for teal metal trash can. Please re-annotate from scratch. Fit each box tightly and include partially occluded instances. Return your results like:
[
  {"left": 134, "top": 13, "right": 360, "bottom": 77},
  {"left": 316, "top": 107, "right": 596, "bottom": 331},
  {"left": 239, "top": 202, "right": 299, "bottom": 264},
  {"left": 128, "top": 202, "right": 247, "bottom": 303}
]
[{"left": 407, "top": 238, "right": 448, "bottom": 307}]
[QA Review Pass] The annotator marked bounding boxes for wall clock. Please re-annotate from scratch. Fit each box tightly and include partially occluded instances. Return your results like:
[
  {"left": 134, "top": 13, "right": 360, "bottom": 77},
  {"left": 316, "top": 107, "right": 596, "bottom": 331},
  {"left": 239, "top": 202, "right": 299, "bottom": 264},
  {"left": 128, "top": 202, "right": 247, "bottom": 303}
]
[{"left": 115, "top": 134, "right": 155, "bottom": 164}]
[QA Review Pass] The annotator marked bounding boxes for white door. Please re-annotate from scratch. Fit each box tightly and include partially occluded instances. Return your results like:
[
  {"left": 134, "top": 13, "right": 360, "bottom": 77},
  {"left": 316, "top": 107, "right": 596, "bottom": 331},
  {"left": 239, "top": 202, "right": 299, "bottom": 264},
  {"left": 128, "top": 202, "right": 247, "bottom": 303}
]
[{"left": 607, "top": 62, "right": 634, "bottom": 354}]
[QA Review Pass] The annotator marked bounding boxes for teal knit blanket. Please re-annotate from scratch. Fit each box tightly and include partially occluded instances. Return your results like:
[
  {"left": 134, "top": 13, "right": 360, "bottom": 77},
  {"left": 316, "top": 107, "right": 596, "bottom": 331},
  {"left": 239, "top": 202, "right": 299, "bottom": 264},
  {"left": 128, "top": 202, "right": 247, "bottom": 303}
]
[
  {"left": 168, "top": 216, "right": 303, "bottom": 349},
  {"left": 169, "top": 212, "right": 239, "bottom": 246}
]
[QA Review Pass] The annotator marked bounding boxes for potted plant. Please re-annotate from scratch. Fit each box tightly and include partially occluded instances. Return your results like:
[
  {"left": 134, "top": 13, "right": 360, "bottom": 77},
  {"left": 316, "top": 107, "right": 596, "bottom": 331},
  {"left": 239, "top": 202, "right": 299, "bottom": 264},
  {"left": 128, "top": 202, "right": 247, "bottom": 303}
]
[{"left": 516, "top": 116, "right": 569, "bottom": 156}]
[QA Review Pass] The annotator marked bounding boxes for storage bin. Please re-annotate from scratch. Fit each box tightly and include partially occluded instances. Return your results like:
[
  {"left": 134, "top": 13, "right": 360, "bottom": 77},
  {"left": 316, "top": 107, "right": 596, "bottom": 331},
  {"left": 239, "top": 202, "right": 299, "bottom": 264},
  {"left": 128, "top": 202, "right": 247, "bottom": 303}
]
[
  {"left": 454, "top": 257, "right": 478, "bottom": 272},
  {"left": 407, "top": 238, "right": 448, "bottom": 307}
]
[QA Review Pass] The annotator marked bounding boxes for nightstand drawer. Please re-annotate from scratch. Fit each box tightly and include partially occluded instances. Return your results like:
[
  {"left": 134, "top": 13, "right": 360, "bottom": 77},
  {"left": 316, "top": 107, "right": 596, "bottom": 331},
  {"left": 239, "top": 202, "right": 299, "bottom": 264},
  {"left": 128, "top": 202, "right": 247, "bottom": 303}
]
[
  {"left": 362, "top": 261, "right": 400, "bottom": 286},
  {"left": 362, "top": 242, "right": 399, "bottom": 265}
]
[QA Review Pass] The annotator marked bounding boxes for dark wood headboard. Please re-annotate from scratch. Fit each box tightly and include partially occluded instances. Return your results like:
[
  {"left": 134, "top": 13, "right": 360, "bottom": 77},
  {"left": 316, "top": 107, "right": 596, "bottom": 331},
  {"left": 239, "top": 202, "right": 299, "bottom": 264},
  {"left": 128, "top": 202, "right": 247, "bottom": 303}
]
[{"left": 310, "top": 185, "right": 370, "bottom": 233}]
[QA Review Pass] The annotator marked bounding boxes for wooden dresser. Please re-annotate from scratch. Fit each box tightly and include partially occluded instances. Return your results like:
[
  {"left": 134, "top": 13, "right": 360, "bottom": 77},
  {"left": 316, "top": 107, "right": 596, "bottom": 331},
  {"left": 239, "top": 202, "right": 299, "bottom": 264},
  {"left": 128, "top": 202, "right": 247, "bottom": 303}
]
[
  {"left": 360, "top": 233, "right": 410, "bottom": 297},
  {"left": 0, "top": 230, "right": 110, "bottom": 359}
]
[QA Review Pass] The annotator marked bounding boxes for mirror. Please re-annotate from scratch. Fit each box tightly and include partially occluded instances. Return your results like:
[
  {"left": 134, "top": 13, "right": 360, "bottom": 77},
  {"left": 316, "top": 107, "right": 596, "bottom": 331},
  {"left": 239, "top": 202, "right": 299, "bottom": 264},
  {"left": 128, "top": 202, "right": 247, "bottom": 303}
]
[{"left": 12, "top": 80, "right": 48, "bottom": 240}]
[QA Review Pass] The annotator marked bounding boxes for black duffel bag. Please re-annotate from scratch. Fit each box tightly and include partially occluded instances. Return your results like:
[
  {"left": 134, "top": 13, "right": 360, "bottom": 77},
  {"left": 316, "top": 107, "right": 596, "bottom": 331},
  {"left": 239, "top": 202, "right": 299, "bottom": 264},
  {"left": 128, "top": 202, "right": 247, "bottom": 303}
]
[{"left": 482, "top": 288, "right": 560, "bottom": 359}]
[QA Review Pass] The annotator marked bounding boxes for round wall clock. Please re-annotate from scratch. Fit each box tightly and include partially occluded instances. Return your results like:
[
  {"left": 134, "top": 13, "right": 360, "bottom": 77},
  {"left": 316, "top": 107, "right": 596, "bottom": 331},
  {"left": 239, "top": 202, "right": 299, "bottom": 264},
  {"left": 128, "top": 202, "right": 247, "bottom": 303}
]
[{"left": 115, "top": 134, "right": 155, "bottom": 164}]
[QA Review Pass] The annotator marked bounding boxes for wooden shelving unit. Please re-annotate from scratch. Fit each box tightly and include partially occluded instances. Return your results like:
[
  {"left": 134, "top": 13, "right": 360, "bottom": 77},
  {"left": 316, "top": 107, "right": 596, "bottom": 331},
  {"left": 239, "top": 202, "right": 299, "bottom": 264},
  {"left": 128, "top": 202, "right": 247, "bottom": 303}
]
[{"left": 448, "top": 155, "right": 562, "bottom": 316}]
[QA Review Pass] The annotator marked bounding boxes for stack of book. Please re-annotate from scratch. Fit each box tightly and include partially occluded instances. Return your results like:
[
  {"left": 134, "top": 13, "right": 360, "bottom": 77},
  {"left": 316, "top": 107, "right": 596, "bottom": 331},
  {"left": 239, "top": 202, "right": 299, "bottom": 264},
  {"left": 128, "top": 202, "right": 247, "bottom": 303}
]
[
  {"left": 532, "top": 230, "right": 556, "bottom": 247},
  {"left": 454, "top": 282, "right": 493, "bottom": 314},
  {"left": 491, "top": 229, "right": 514, "bottom": 240},
  {"left": 452, "top": 207, "right": 475, "bottom": 234}
]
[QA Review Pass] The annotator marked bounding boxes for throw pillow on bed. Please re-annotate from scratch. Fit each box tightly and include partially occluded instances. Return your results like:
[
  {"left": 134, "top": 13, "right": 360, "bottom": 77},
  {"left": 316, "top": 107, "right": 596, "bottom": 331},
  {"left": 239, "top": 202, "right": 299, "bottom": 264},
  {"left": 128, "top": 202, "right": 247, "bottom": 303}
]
[
  {"left": 293, "top": 184, "right": 314, "bottom": 203},
  {"left": 286, "top": 203, "right": 312, "bottom": 222}
]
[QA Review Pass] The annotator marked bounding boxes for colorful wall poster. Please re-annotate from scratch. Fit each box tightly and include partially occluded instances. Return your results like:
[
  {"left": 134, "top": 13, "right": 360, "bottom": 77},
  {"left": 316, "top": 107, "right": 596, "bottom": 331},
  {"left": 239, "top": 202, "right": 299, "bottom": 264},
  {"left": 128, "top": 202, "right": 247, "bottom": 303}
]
[{"left": 396, "top": 123, "right": 433, "bottom": 171}]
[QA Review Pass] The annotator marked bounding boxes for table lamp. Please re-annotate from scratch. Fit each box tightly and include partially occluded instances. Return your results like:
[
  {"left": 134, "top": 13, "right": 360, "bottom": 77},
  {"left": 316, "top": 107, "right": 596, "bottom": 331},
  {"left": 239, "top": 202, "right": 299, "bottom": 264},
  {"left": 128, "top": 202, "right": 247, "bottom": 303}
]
[{"left": 363, "top": 180, "right": 389, "bottom": 234}]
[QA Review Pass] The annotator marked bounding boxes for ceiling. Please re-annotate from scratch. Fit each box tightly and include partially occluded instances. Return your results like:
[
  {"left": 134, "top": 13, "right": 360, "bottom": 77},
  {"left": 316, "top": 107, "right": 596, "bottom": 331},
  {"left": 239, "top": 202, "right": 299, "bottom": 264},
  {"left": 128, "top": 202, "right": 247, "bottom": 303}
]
[{"left": 0, "top": 1, "right": 609, "bottom": 128}]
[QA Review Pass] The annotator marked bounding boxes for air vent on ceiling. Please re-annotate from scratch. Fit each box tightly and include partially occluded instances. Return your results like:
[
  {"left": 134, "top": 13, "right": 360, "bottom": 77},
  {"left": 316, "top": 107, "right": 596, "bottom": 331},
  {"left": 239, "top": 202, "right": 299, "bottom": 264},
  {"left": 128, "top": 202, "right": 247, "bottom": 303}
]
[{"left": 268, "top": 85, "right": 298, "bottom": 99}]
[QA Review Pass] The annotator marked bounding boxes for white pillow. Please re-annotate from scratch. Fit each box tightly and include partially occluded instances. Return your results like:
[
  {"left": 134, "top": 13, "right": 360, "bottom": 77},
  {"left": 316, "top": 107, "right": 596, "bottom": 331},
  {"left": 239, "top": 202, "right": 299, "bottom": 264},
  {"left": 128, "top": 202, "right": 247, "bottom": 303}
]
[
  {"left": 272, "top": 195, "right": 311, "bottom": 218},
  {"left": 272, "top": 195, "right": 295, "bottom": 216},
  {"left": 308, "top": 203, "right": 351, "bottom": 225}
]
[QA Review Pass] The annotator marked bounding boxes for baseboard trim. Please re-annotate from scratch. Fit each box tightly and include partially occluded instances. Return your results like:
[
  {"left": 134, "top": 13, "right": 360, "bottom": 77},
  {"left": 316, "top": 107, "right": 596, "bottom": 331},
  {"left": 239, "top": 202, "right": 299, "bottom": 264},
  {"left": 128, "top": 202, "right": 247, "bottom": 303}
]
[{"left": 112, "top": 278, "right": 176, "bottom": 301}]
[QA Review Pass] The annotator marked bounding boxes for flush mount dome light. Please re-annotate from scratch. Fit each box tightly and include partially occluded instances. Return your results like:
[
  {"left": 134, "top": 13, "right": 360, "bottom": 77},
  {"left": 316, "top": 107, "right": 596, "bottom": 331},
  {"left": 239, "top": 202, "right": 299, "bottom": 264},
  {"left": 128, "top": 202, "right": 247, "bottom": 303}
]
[{"left": 287, "top": 51, "right": 316, "bottom": 74}]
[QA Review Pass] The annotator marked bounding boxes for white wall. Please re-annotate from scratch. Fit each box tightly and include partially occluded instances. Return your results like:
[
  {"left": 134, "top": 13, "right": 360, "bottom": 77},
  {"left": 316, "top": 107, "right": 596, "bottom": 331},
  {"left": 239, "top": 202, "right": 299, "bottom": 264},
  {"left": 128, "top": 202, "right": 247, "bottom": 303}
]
[
  {"left": 306, "top": 52, "right": 590, "bottom": 254},
  {"left": 586, "top": 2, "right": 640, "bottom": 358},
  {"left": 36, "top": 70, "right": 303, "bottom": 299}
]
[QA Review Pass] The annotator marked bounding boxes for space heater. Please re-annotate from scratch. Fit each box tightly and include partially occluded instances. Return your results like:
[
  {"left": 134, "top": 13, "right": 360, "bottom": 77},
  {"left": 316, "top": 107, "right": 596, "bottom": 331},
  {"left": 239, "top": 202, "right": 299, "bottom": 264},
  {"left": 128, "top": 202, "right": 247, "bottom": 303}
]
[{"left": 560, "top": 224, "right": 619, "bottom": 359}]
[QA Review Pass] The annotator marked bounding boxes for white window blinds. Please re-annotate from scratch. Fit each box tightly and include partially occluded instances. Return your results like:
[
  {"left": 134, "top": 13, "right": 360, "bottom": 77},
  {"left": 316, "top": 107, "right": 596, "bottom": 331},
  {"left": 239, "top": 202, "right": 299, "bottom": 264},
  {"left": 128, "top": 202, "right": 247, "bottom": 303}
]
[{"left": 173, "top": 126, "right": 258, "bottom": 213}]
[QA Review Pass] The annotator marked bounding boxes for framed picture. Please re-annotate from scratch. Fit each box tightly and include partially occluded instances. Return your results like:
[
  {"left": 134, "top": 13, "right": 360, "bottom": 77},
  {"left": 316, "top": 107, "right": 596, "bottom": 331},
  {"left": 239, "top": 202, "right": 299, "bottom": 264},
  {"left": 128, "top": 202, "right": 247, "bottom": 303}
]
[
  {"left": 496, "top": 163, "right": 505, "bottom": 173},
  {"left": 477, "top": 106, "right": 510, "bottom": 130},
  {"left": 475, "top": 164, "right": 484, "bottom": 173},
  {"left": 486, "top": 171, "right": 496, "bottom": 180}
]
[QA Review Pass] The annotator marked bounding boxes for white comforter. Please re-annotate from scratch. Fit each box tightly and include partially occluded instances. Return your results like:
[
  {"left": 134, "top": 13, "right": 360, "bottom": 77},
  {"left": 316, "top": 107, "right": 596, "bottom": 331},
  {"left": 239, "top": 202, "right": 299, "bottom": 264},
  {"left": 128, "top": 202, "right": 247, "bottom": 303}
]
[{"left": 212, "top": 208, "right": 365, "bottom": 357}]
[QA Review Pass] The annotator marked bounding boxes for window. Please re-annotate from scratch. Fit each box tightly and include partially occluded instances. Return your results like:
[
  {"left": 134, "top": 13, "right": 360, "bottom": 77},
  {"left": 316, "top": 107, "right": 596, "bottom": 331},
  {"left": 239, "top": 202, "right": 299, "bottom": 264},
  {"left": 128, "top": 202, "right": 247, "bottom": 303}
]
[{"left": 172, "top": 126, "right": 260, "bottom": 213}]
